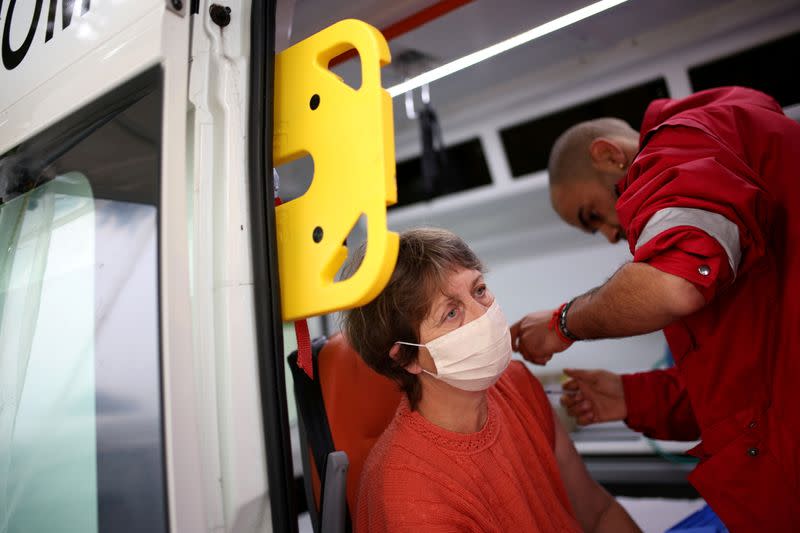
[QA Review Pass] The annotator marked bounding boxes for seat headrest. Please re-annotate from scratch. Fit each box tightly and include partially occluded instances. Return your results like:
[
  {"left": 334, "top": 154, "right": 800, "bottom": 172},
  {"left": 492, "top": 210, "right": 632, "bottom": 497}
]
[{"left": 318, "top": 332, "right": 402, "bottom": 514}]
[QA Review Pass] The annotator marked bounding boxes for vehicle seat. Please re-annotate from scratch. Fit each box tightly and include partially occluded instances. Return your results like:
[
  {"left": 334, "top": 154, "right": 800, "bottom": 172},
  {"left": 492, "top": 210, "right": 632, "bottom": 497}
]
[{"left": 288, "top": 332, "right": 402, "bottom": 531}]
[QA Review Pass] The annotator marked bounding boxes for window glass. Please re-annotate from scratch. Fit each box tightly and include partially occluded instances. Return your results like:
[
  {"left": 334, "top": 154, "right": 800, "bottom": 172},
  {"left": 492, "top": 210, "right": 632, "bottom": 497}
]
[
  {"left": 393, "top": 138, "right": 492, "bottom": 208},
  {"left": 500, "top": 79, "right": 669, "bottom": 178},
  {"left": 0, "top": 69, "right": 166, "bottom": 533},
  {"left": 689, "top": 32, "right": 800, "bottom": 108},
  {"left": 0, "top": 174, "right": 98, "bottom": 533}
]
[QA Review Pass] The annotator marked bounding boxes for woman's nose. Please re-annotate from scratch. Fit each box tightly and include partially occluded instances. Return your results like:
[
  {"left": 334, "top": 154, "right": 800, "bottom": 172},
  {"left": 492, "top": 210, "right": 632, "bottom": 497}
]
[{"left": 465, "top": 298, "right": 492, "bottom": 323}]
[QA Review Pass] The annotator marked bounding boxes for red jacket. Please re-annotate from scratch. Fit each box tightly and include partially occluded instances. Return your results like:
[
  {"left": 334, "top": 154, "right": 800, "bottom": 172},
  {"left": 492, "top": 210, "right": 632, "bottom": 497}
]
[
  {"left": 622, "top": 367, "right": 699, "bottom": 441},
  {"left": 616, "top": 87, "right": 800, "bottom": 531}
]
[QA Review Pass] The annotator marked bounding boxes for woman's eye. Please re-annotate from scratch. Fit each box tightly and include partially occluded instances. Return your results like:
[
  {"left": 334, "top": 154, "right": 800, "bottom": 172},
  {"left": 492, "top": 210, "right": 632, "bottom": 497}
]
[
  {"left": 445, "top": 308, "right": 458, "bottom": 320},
  {"left": 475, "top": 286, "right": 486, "bottom": 297}
]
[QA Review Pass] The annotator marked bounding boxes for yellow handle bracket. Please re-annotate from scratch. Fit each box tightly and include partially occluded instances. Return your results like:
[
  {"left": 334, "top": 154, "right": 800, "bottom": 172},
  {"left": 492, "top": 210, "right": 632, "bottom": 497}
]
[{"left": 273, "top": 19, "right": 399, "bottom": 322}]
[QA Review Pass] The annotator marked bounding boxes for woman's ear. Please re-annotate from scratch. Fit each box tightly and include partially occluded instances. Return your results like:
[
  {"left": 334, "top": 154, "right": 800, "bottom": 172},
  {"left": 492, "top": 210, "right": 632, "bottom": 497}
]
[
  {"left": 388, "top": 343, "right": 401, "bottom": 360},
  {"left": 390, "top": 343, "right": 424, "bottom": 375}
]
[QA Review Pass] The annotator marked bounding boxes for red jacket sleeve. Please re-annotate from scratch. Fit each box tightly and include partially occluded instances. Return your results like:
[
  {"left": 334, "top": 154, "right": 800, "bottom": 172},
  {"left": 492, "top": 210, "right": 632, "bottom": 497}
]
[
  {"left": 621, "top": 367, "right": 700, "bottom": 441},
  {"left": 618, "top": 126, "right": 772, "bottom": 302}
]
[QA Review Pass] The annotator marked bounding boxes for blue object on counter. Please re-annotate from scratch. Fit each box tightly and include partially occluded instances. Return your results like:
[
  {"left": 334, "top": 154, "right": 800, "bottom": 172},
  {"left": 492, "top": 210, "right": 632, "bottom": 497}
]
[
  {"left": 666, "top": 504, "right": 728, "bottom": 533},
  {"left": 664, "top": 346, "right": 675, "bottom": 367}
]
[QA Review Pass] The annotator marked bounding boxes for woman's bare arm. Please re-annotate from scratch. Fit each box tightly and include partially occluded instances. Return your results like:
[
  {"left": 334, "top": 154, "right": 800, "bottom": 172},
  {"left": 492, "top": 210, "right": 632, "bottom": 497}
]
[{"left": 552, "top": 408, "right": 641, "bottom": 533}]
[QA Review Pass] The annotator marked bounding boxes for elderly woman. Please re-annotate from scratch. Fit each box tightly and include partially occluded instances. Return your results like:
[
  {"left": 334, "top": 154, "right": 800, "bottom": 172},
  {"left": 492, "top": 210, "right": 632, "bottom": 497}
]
[{"left": 342, "top": 228, "right": 640, "bottom": 533}]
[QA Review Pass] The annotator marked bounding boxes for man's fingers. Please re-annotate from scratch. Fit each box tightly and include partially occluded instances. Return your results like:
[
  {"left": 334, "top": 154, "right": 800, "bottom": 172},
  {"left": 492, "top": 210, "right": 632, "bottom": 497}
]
[
  {"left": 567, "top": 400, "right": 596, "bottom": 425},
  {"left": 565, "top": 396, "right": 593, "bottom": 418},
  {"left": 509, "top": 320, "right": 521, "bottom": 343},
  {"left": 563, "top": 368, "right": 599, "bottom": 384},
  {"left": 515, "top": 329, "right": 556, "bottom": 365},
  {"left": 517, "top": 342, "right": 533, "bottom": 362},
  {"left": 560, "top": 396, "right": 574, "bottom": 408},
  {"left": 560, "top": 391, "right": 582, "bottom": 407},
  {"left": 567, "top": 404, "right": 593, "bottom": 420},
  {"left": 562, "top": 379, "right": 580, "bottom": 391},
  {"left": 517, "top": 338, "right": 548, "bottom": 365}
]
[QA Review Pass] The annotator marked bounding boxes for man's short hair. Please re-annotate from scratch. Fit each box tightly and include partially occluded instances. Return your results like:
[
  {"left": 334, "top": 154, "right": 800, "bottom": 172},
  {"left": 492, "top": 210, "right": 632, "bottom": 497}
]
[{"left": 548, "top": 118, "right": 636, "bottom": 186}]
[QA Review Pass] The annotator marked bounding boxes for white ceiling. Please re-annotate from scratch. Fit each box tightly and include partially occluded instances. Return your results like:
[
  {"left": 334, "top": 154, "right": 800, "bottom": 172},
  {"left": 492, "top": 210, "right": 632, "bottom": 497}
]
[
  {"left": 291, "top": 1, "right": 751, "bottom": 74},
  {"left": 286, "top": 0, "right": 758, "bottom": 131},
  {"left": 289, "top": 0, "right": 442, "bottom": 44},
  {"left": 275, "top": 0, "right": 800, "bottom": 199}
]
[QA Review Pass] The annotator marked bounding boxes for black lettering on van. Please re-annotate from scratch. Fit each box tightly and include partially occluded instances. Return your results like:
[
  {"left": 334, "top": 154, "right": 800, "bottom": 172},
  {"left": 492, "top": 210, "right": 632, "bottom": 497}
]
[
  {"left": 46, "top": 0, "right": 90, "bottom": 42},
  {"left": 2, "top": 0, "right": 90, "bottom": 71},
  {"left": 2, "top": 0, "right": 44, "bottom": 70}
]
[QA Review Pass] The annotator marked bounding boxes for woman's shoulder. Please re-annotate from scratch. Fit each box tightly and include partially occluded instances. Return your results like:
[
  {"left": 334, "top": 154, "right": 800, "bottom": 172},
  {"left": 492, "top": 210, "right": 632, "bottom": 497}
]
[
  {"left": 492, "top": 360, "right": 556, "bottom": 444},
  {"left": 360, "top": 403, "right": 438, "bottom": 481},
  {"left": 357, "top": 409, "right": 461, "bottom": 511},
  {"left": 497, "top": 360, "right": 548, "bottom": 402},
  {"left": 356, "top": 410, "right": 492, "bottom": 531}
]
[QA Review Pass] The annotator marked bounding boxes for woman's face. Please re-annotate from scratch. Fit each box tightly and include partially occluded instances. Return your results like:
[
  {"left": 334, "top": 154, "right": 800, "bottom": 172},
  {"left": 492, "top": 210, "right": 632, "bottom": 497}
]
[{"left": 416, "top": 267, "right": 495, "bottom": 373}]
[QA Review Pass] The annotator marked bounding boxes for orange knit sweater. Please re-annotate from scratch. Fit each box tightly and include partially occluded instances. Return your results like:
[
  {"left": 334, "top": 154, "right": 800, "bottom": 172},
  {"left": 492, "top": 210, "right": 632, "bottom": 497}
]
[{"left": 355, "top": 361, "right": 581, "bottom": 532}]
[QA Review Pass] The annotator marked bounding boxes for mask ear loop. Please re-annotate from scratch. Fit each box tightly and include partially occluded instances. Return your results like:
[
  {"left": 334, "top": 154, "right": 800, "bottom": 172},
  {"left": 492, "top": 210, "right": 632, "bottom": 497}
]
[{"left": 393, "top": 342, "right": 439, "bottom": 377}]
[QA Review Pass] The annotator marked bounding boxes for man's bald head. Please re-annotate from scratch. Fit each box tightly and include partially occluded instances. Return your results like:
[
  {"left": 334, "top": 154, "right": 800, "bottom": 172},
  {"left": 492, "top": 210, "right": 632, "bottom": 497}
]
[
  {"left": 546, "top": 118, "right": 640, "bottom": 244},
  {"left": 548, "top": 118, "right": 638, "bottom": 187}
]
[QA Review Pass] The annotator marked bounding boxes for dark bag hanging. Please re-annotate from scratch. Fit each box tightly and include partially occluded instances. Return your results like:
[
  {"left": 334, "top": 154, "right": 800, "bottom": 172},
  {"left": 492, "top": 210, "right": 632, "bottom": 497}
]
[{"left": 418, "top": 103, "right": 458, "bottom": 199}]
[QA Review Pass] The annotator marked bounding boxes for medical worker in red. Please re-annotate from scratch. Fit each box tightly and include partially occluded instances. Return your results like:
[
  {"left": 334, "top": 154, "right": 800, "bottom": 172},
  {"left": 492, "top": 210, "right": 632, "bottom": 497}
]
[{"left": 510, "top": 86, "right": 800, "bottom": 531}]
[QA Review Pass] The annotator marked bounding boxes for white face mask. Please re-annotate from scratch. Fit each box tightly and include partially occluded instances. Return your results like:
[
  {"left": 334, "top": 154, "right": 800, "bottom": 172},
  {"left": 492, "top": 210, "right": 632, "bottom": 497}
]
[{"left": 396, "top": 301, "right": 512, "bottom": 392}]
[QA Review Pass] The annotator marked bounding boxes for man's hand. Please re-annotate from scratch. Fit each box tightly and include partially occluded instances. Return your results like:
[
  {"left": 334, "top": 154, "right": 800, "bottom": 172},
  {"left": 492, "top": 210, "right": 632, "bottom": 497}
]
[
  {"left": 510, "top": 310, "right": 572, "bottom": 365},
  {"left": 560, "top": 368, "right": 627, "bottom": 425}
]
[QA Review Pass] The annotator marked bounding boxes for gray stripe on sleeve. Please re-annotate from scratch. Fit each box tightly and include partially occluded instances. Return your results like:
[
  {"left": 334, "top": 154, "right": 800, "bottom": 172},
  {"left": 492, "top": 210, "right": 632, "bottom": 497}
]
[{"left": 635, "top": 207, "right": 741, "bottom": 277}]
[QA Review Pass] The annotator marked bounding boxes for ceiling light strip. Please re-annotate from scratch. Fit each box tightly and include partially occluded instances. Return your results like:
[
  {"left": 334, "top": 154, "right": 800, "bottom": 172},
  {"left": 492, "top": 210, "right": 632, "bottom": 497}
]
[{"left": 387, "top": 0, "right": 632, "bottom": 97}]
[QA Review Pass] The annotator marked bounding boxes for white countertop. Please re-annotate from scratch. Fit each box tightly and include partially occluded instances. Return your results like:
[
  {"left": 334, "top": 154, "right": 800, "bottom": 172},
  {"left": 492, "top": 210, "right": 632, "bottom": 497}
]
[{"left": 571, "top": 421, "right": 699, "bottom": 456}]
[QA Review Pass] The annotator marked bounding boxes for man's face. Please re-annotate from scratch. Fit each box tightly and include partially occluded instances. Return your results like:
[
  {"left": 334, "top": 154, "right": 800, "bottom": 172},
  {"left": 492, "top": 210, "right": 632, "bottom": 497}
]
[{"left": 551, "top": 177, "right": 625, "bottom": 244}]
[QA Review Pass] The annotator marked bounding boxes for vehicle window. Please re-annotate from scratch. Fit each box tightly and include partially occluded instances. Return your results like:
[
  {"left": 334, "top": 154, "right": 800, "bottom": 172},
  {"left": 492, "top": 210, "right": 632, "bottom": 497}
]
[
  {"left": 689, "top": 31, "right": 800, "bottom": 108},
  {"left": 500, "top": 78, "right": 669, "bottom": 178},
  {"left": 393, "top": 137, "right": 492, "bottom": 207},
  {"left": 0, "top": 68, "right": 166, "bottom": 533},
  {"left": 0, "top": 173, "right": 98, "bottom": 532}
]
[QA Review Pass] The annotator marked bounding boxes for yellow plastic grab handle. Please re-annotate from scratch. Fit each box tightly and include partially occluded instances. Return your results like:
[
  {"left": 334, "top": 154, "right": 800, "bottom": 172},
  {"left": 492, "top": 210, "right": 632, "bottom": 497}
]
[{"left": 273, "top": 19, "right": 399, "bottom": 322}]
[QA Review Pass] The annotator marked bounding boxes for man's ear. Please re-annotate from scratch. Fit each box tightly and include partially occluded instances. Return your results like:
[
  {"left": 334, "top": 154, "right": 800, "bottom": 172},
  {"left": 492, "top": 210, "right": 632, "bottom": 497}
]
[{"left": 589, "top": 138, "right": 626, "bottom": 171}]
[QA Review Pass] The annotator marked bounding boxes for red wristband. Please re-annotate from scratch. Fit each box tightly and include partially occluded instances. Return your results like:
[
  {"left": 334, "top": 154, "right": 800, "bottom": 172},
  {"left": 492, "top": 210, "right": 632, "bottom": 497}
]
[{"left": 549, "top": 303, "right": 574, "bottom": 345}]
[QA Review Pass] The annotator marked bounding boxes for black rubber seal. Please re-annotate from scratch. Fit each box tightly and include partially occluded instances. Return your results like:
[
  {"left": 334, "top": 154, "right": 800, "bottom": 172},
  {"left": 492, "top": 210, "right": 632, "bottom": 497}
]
[{"left": 247, "top": 0, "right": 298, "bottom": 531}]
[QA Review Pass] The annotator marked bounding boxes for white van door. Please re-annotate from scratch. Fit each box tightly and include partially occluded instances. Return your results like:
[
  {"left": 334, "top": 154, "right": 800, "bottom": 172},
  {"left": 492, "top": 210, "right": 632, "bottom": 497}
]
[{"left": 0, "top": 2, "right": 214, "bottom": 531}]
